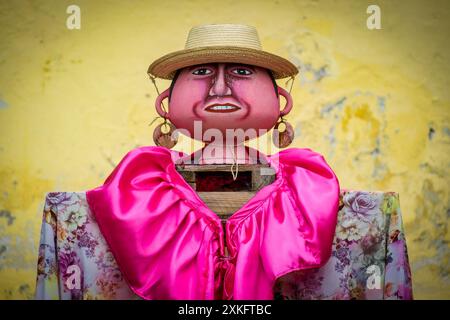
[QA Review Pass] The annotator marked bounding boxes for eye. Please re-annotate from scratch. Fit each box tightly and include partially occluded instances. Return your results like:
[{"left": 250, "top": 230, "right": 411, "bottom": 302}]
[
  {"left": 231, "top": 68, "right": 252, "bottom": 76},
  {"left": 192, "top": 68, "right": 212, "bottom": 75}
]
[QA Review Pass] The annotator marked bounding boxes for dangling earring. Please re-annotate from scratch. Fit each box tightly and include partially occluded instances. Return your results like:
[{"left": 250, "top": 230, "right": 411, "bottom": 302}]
[
  {"left": 152, "top": 117, "right": 178, "bottom": 149},
  {"left": 273, "top": 76, "right": 295, "bottom": 148},
  {"left": 272, "top": 116, "right": 294, "bottom": 148},
  {"left": 148, "top": 74, "right": 178, "bottom": 149}
]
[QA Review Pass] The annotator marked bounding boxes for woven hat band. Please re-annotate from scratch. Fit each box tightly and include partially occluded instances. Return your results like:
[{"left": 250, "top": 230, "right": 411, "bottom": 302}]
[{"left": 185, "top": 24, "right": 262, "bottom": 50}]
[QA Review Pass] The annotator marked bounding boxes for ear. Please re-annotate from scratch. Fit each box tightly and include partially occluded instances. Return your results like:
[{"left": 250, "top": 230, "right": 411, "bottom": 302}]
[
  {"left": 155, "top": 88, "right": 171, "bottom": 118},
  {"left": 277, "top": 86, "right": 293, "bottom": 116}
]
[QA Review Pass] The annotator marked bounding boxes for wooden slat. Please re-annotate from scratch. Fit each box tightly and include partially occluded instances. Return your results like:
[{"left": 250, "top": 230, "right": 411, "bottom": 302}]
[
  {"left": 197, "top": 191, "right": 256, "bottom": 216},
  {"left": 176, "top": 164, "right": 268, "bottom": 172},
  {"left": 175, "top": 164, "right": 276, "bottom": 221},
  {"left": 176, "top": 164, "right": 276, "bottom": 192}
]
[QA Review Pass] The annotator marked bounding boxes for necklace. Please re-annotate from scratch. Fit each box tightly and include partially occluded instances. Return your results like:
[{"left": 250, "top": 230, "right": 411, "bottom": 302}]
[{"left": 229, "top": 146, "right": 239, "bottom": 181}]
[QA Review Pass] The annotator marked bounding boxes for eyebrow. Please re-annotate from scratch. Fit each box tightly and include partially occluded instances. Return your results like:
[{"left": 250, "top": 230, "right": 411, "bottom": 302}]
[
  {"left": 187, "top": 63, "right": 256, "bottom": 71},
  {"left": 227, "top": 63, "right": 256, "bottom": 71},
  {"left": 187, "top": 63, "right": 215, "bottom": 71}
]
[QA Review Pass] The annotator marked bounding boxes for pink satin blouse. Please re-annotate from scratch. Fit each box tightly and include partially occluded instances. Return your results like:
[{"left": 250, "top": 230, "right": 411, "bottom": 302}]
[{"left": 86, "top": 146, "right": 340, "bottom": 300}]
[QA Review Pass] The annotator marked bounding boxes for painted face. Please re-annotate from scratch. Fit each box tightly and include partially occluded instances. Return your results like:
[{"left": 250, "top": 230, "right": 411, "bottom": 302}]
[{"left": 160, "top": 63, "right": 291, "bottom": 142}]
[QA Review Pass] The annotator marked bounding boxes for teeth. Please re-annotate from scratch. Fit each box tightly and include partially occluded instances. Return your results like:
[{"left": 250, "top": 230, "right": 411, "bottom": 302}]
[{"left": 209, "top": 105, "right": 236, "bottom": 110}]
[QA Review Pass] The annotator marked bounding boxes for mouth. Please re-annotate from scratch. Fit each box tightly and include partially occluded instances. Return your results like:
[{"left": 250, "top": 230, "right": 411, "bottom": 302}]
[{"left": 204, "top": 103, "right": 241, "bottom": 113}]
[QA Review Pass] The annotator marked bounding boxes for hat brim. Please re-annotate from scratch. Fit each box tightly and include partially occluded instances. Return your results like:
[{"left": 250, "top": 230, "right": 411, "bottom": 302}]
[{"left": 148, "top": 46, "right": 299, "bottom": 80}]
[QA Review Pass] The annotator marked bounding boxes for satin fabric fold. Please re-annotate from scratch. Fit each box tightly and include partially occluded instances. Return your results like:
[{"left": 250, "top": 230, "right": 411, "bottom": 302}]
[{"left": 86, "top": 146, "right": 340, "bottom": 300}]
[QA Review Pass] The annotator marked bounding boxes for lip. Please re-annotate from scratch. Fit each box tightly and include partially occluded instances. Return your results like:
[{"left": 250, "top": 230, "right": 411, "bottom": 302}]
[{"left": 204, "top": 103, "right": 241, "bottom": 113}]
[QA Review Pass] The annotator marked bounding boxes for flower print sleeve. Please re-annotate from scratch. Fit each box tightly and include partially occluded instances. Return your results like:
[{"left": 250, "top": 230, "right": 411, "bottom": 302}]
[
  {"left": 273, "top": 191, "right": 413, "bottom": 300},
  {"left": 35, "top": 192, "right": 139, "bottom": 300},
  {"left": 383, "top": 193, "right": 413, "bottom": 300},
  {"left": 35, "top": 193, "right": 60, "bottom": 300}
]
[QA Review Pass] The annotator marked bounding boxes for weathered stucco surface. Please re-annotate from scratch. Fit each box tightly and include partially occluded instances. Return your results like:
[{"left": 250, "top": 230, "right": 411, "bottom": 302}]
[{"left": 0, "top": 0, "right": 449, "bottom": 299}]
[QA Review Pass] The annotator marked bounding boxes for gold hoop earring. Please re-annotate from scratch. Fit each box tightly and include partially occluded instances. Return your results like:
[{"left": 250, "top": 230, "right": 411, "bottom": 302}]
[
  {"left": 152, "top": 117, "right": 178, "bottom": 149},
  {"left": 272, "top": 116, "right": 294, "bottom": 148}
]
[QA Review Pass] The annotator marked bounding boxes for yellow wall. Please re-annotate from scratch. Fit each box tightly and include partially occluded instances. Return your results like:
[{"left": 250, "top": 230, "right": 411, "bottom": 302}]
[{"left": 0, "top": 0, "right": 448, "bottom": 299}]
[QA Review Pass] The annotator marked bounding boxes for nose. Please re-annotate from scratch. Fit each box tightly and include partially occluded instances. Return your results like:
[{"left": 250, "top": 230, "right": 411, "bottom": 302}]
[{"left": 209, "top": 64, "right": 232, "bottom": 97}]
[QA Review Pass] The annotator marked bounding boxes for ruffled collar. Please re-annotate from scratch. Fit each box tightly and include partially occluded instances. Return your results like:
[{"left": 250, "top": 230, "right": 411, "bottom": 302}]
[{"left": 86, "top": 146, "right": 340, "bottom": 300}]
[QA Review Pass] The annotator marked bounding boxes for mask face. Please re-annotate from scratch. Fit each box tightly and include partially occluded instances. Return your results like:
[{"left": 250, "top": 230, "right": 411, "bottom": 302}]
[{"left": 166, "top": 62, "right": 284, "bottom": 142}]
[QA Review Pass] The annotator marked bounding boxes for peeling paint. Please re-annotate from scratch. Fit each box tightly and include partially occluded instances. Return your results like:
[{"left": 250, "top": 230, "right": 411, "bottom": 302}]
[
  {"left": 19, "top": 284, "right": 30, "bottom": 294},
  {"left": 0, "top": 210, "right": 15, "bottom": 226},
  {"left": 321, "top": 97, "right": 346, "bottom": 117},
  {"left": 377, "top": 96, "right": 386, "bottom": 112},
  {"left": 0, "top": 245, "right": 6, "bottom": 257},
  {"left": 0, "top": 99, "right": 8, "bottom": 109},
  {"left": 428, "top": 127, "right": 435, "bottom": 140},
  {"left": 443, "top": 127, "right": 450, "bottom": 137}
]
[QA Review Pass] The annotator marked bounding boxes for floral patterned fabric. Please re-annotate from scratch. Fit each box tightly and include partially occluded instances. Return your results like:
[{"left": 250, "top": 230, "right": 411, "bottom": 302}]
[{"left": 34, "top": 190, "right": 413, "bottom": 300}]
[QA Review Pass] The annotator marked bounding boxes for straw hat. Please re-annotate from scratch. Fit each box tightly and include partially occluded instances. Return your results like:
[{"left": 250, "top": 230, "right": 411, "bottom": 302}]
[{"left": 147, "top": 24, "right": 299, "bottom": 80}]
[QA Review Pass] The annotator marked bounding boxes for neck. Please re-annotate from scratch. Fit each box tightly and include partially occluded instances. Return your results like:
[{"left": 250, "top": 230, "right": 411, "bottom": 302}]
[{"left": 186, "top": 142, "right": 266, "bottom": 165}]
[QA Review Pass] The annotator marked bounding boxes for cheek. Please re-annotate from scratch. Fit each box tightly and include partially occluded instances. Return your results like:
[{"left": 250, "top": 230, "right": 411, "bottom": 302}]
[
  {"left": 169, "top": 80, "right": 209, "bottom": 114},
  {"left": 233, "top": 80, "right": 280, "bottom": 114}
]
